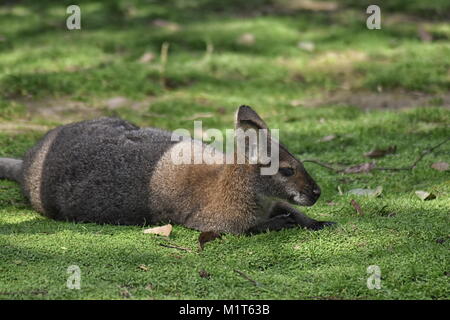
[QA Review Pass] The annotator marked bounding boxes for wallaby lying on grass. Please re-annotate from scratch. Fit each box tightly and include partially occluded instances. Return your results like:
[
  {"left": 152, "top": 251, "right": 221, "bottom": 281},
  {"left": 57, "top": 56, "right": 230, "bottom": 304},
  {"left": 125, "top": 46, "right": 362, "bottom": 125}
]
[{"left": 0, "top": 106, "right": 335, "bottom": 234}]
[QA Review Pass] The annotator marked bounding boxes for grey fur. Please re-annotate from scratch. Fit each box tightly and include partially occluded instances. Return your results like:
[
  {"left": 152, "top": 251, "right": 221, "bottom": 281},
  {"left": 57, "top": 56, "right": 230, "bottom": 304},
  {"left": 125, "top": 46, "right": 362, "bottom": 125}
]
[
  {"left": 19, "top": 117, "right": 176, "bottom": 225},
  {"left": 0, "top": 158, "right": 23, "bottom": 182}
]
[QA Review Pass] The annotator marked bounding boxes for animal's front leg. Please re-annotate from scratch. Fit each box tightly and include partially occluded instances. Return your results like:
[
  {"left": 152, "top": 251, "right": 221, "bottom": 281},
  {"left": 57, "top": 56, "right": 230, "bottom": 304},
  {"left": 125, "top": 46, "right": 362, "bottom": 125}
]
[
  {"left": 247, "top": 213, "right": 298, "bottom": 234},
  {"left": 267, "top": 201, "right": 336, "bottom": 231}
]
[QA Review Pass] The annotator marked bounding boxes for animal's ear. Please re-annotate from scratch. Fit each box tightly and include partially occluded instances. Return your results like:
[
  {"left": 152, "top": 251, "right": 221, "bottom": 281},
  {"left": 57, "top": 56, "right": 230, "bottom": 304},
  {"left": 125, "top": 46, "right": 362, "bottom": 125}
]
[
  {"left": 235, "top": 105, "right": 269, "bottom": 131},
  {"left": 234, "top": 105, "right": 275, "bottom": 165}
]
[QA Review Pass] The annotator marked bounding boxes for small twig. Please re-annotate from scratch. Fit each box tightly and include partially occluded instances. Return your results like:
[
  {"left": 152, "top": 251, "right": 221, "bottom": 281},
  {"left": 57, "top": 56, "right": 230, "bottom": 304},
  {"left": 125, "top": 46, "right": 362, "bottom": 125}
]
[
  {"left": 234, "top": 269, "right": 261, "bottom": 287},
  {"left": 204, "top": 39, "right": 214, "bottom": 62},
  {"left": 350, "top": 199, "right": 364, "bottom": 216},
  {"left": 304, "top": 138, "right": 449, "bottom": 173},
  {"left": 302, "top": 159, "right": 344, "bottom": 173},
  {"left": 159, "top": 42, "right": 170, "bottom": 88},
  {"left": 159, "top": 243, "right": 192, "bottom": 252},
  {"left": 375, "top": 138, "right": 449, "bottom": 171}
]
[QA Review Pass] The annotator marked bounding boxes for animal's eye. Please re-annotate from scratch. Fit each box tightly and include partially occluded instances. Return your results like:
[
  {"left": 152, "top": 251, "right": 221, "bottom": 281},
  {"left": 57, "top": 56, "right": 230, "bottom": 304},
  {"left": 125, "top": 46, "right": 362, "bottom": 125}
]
[{"left": 279, "top": 167, "right": 294, "bottom": 177}]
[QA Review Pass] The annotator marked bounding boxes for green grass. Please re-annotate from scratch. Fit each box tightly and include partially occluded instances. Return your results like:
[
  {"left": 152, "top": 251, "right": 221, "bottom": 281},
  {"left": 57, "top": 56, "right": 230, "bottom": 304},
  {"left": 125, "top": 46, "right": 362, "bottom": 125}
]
[{"left": 0, "top": 0, "right": 449, "bottom": 300}]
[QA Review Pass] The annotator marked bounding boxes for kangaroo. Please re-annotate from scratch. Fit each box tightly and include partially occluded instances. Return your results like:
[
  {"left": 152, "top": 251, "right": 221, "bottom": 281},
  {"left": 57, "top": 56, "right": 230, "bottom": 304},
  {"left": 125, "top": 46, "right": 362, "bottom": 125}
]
[{"left": 0, "top": 105, "right": 335, "bottom": 234}]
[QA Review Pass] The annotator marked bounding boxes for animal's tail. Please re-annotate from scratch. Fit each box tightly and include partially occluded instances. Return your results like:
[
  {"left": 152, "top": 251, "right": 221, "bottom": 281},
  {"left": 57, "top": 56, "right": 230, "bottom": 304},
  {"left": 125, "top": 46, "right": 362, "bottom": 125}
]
[{"left": 0, "top": 158, "right": 23, "bottom": 182}]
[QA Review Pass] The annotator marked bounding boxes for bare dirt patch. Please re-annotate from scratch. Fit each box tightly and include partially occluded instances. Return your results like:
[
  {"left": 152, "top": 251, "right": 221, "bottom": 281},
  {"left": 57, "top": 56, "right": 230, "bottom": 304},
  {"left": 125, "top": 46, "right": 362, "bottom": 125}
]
[
  {"left": 0, "top": 121, "right": 51, "bottom": 134},
  {"left": 10, "top": 96, "right": 155, "bottom": 124},
  {"left": 15, "top": 98, "right": 102, "bottom": 123},
  {"left": 291, "top": 91, "right": 450, "bottom": 110}
]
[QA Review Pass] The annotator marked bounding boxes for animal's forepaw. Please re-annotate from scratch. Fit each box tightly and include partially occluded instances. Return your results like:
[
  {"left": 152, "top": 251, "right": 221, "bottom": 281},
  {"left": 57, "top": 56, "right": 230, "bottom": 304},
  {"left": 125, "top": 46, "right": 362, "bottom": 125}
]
[{"left": 309, "top": 221, "right": 337, "bottom": 231}]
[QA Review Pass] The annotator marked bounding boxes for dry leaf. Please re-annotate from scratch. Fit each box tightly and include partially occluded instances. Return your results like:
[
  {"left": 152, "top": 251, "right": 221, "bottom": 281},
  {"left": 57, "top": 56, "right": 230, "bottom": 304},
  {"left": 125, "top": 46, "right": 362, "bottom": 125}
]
[
  {"left": 418, "top": 26, "right": 433, "bottom": 42},
  {"left": 290, "top": 99, "right": 303, "bottom": 107},
  {"left": 105, "top": 96, "right": 130, "bottom": 110},
  {"left": 119, "top": 286, "right": 132, "bottom": 298},
  {"left": 143, "top": 224, "right": 173, "bottom": 237},
  {"left": 216, "top": 107, "right": 226, "bottom": 114},
  {"left": 236, "top": 33, "right": 255, "bottom": 46},
  {"left": 431, "top": 162, "right": 449, "bottom": 171},
  {"left": 152, "top": 19, "right": 180, "bottom": 31},
  {"left": 138, "top": 264, "right": 149, "bottom": 271},
  {"left": 298, "top": 41, "right": 315, "bottom": 52},
  {"left": 364, "top": 145, "right": 396, "bottom": 158},
  {"left": 318, "top": 134, "right": 336, "bottom": 142},
  {"left": 415, "top": 191, "right": 436, "bottom": 201},
  {"left": 138, "top": 52, "right": 155, "bottom": 63},
  {"left": 343, "top": 162, "right": 376, "bottom": 174},
  {"left": 198, "top": 231, "right": 221, "bottom": 250},
  {"left": 348, "top": 186, "right": 383, "bottom": 197},
  {"left": 198, "top": 269, "right": 210, "bottom": 279},
  {"left": 350, "top": 199, "right": 364, "bottom": 215}
]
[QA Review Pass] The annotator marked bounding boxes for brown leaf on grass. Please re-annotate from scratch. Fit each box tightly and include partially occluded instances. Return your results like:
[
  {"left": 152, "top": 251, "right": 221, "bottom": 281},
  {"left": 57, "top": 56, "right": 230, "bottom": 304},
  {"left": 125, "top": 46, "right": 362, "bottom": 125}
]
[
  {"left": 343, "top": 162, "right": 376, "bottom": 174},
  {"left": 143, "top": 224, "right": 173, "bottom": 237},
  {"left": 216, "top": 107, "right": 226, "bottom": 115},
  {"left": 105, "top": 96, "right": 130, "bottom": 110},
  {"left": 152, "top": 19, "right": 180, "bottom": 31},
  {"left": 290, "top": 99, "right": 303, "bottom": 107},
  {"left": 431, "top": 162, "right": 449, "bottom": 171},
  {"left": 418, "top": 26, "right": 433, "bottom": 42},
  {"left": 348, "top": 186, "right": 383, "bottom": 197},
  {"left": 350, "top": 199, "right": 364, "bottom": 215},
  {"left": 415, "top": 191, "right": 436, "bottom": 201},
  {"left": 198, "top": 269, "right": 211, "bottom": 279},
  {"left": 138, "top": 264, "right": 149, "bottom": 272},
  {"left": 236, "top": 33, "right": 255, "bottom": 46},
  {"left": 364, "top": 145, "right": 397, "bottom": 158},
  {"left": 298, "top": 41, "right": 315, "bottom": 52},
  {"left": 198, "top": 231, "right": 221, "bottom": 250},
  {"left": 138, "top": 52, "right": 155, "bottom": 63},
  {"left": 119, "top": 286, "right": 132, "bottom": 298},
  {"left": 318, "top": 134, "right": 336, "bottom": 142},
  {"left": 292, "top": 73, "right": 306, "bottom": 83}
]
